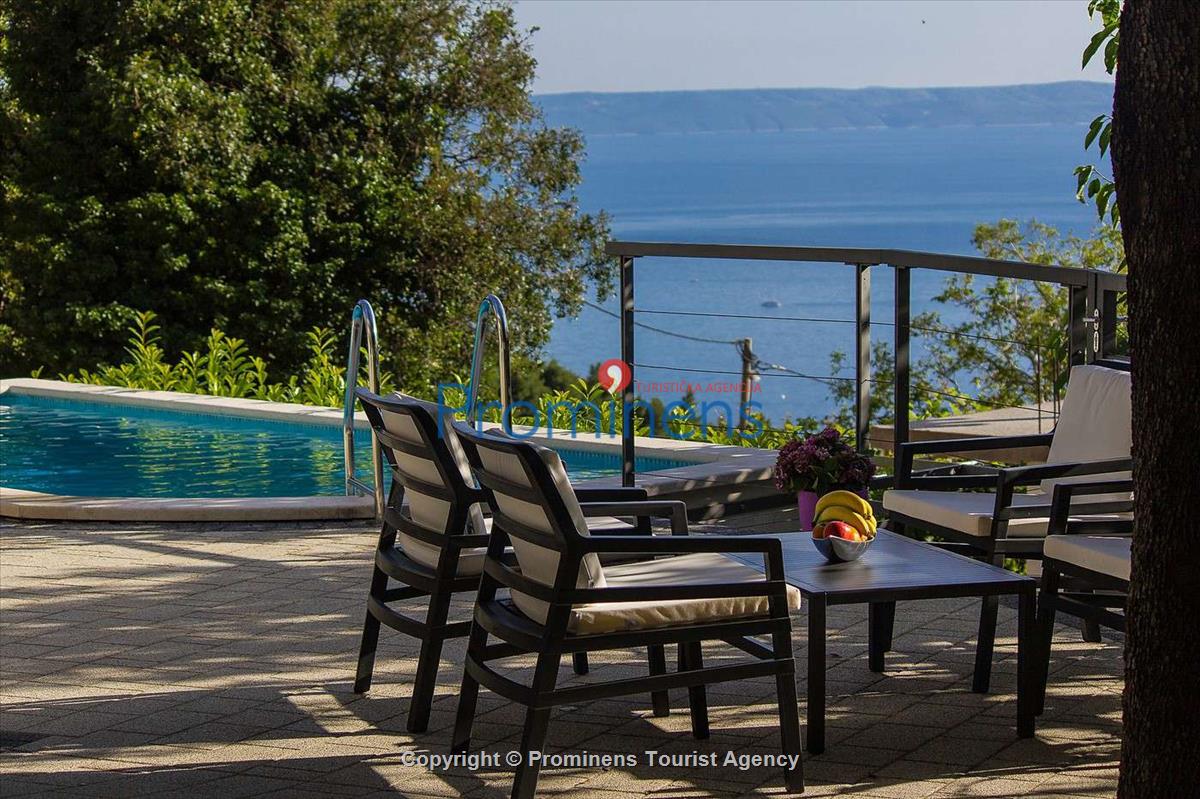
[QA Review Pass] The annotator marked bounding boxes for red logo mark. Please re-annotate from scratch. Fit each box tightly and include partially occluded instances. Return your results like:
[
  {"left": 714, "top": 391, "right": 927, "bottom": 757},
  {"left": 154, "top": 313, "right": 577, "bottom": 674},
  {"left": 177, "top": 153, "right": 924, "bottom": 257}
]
[{"left": 598, "top": 358, "right": 632, "bottom": 395}]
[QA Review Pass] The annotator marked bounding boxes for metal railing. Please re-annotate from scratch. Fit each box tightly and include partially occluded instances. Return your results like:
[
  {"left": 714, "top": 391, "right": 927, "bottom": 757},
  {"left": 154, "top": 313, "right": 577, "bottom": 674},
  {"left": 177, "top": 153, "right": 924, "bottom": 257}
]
[
  {"left": 466, "top": 294, "right": 513, "bottom": 425},
  {"left": 343, "top": 299, "right": 385, "bottom": 518},
  {"left": 609, "top": 241, "right": 1128, "bottom": 486}
]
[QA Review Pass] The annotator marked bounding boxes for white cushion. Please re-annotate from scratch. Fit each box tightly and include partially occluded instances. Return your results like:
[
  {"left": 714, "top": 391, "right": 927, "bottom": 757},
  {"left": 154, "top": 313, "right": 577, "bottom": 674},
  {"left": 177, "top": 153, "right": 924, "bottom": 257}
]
[
  {"left": 566, "top": 552, "right": 802, "bottom": 634},
  {"left": 1042, "top": 365, "right": 1132, "bottom": 497},
  {"left": 377, "top": 395, "right": 487, "bottom": 571},
  {"left": 1044, "top": 534, "right": 1131, "bottom": 581},
  {"left": 476, "top": 441, "right": 606, "bottom": 624},
  {"left": 884, "top": 489, "right": 1054, "bottom": 537},
  {"left": 883, "top": 489, "right": 1131, "bottom": 538}
]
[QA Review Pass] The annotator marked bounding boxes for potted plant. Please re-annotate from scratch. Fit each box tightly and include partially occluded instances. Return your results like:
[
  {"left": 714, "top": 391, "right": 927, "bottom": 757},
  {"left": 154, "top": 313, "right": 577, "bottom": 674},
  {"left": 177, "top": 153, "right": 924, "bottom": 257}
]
[{"left": 773, "top": 426, "right": 876, "bottom": 530}]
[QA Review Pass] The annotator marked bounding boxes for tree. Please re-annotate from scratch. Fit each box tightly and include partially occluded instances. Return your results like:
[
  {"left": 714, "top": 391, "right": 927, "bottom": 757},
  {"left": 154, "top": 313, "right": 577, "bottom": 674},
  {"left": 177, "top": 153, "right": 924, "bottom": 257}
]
[
  {"left": 1110, "top": 1, "right": 1200, "bottom": 795},
  {"left": 829, "top": 220, "right": 1125, "bottom": 432},
  {"left": 0, "top": 0, "right": 609, "bottom": 392}
]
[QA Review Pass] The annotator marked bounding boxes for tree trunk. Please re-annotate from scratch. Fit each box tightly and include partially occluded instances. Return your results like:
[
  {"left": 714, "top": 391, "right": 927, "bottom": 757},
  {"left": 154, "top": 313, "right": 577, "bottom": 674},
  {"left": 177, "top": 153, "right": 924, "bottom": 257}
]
[{"left": 1112, "top": 2, "right": 1200, "bottom": 796}]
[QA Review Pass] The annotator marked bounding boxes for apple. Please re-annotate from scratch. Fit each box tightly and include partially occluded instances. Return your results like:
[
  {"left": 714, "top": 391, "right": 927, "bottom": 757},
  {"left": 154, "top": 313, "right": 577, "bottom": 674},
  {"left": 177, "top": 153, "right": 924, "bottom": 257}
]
[
  {"left": 824, "top": 521, "right": 858, "bottom": 541},
  {"left": 813, "top": 522, "right": 828, "bottom": 539}
]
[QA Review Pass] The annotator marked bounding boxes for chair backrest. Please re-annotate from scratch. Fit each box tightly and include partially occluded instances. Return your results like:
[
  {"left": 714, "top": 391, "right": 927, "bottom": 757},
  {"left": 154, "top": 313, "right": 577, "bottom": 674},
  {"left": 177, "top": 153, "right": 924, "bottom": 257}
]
[
  {"left": 356, "top": 390, "right": 485, "bottom": 569},
  {"left": 1044, "top": 364, "right": 1132, "bottom": 494},
  {"left": 452, "top": 422, "right": 605, "bottom": 624}
]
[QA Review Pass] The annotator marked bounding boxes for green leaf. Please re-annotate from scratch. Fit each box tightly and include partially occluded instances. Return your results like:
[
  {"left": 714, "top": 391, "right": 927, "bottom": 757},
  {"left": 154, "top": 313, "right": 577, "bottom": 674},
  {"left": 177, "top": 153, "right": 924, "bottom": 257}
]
[
  {"left": 1082, "top": 23, "right": 1117, "bottom": 69},
  {"left": 1098, "top": 123, "right": 1112, "bottom": 158},
  {"left": 1104, "top": 35, "right": 1120, "bottom": 74},
  {"left": 1084, "top": 115, "right": 1105, "bottom": 149}
]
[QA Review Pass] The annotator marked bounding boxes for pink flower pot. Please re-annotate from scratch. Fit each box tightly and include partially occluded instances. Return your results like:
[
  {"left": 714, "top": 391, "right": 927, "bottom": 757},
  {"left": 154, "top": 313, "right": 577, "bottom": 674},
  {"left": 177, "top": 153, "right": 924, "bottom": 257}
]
[{"left": 796, "top": 491, "right": 819, "bottom": 532}]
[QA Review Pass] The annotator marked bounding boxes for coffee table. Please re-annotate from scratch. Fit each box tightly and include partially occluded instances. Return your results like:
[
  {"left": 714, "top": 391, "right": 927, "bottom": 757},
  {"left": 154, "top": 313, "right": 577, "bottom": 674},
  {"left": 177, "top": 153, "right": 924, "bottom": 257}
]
[{"left": 728, "top": 529, "right": 1037, "bottom": 754}]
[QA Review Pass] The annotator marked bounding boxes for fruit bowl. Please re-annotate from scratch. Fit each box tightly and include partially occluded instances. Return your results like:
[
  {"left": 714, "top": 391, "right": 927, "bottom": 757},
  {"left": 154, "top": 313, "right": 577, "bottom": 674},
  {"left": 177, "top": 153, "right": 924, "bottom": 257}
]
[
  {"left": 809, "top": 489, "right": 877, "bottom": 563},
  {"left": 812, "top": 534, "right": 873, "bottom": 563}
]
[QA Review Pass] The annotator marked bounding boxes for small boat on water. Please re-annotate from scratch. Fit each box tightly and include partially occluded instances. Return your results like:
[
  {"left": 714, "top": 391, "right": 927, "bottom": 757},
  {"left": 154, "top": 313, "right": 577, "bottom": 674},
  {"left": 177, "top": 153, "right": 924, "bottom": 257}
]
[{"left": 761, "top": 299, "right": 782, "bottom": 308}]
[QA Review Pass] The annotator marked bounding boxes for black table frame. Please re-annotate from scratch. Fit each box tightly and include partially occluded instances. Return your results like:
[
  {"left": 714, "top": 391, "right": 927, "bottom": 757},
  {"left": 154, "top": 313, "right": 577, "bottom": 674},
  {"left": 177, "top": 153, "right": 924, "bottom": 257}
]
[{"left": 730, "top": 530, "right": 1037, "bottom": 754}]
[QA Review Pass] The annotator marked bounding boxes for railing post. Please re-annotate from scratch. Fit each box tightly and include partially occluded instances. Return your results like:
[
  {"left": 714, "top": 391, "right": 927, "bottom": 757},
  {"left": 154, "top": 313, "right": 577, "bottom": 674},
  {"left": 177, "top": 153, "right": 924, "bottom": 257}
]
[
  {"left": 855, "top": 263, "right": 871, "bottom": 454},
  {"left": 1100, "top": 279, "right": 1119, "bottom": 357},
  {"left": 893, "top": 266, "right": 910, "bottom": 479},
  {"left": 620, "top": 255, "right": 636, "bottom": 487},
  {"left": 1068, "top": 283, "right": 1090, "bottom": 366}
]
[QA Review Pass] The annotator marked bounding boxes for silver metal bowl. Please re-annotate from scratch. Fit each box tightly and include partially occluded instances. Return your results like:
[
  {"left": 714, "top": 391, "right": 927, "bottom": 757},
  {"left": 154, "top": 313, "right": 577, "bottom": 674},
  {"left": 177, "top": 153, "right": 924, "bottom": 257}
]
[{"left": 812, "top": 534, "right": 873, "bottom": 563}]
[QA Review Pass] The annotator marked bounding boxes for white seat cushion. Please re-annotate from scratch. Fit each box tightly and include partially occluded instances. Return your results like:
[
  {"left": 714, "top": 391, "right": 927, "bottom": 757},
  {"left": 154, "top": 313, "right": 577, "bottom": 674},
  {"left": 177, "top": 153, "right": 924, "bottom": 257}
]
[
  {"left": 1044, "top": 534, "right": 1131, "bottom": 581},
  {"left": 883, "top": 489, "right": 1131, "bottom": 539},
  {"left": 883, "top": 490, "right": 1055, "bottom": 538},
  {"left": 565, "top": 552, "right": 802, "bottom": 635}
]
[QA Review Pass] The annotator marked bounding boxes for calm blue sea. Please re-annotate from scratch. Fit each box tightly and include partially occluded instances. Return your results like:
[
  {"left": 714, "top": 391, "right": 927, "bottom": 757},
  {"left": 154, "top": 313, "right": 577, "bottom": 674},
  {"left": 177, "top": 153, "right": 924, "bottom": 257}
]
[{"left": 545, "top": 125, "right": 1098, "bottom": 422}]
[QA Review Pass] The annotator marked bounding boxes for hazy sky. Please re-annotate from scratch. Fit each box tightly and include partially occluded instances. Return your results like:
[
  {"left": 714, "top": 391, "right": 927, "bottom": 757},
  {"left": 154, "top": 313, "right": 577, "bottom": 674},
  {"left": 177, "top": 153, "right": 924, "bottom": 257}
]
[{"left": 514, "top": 0, "right": 1112, "bottom": 94}]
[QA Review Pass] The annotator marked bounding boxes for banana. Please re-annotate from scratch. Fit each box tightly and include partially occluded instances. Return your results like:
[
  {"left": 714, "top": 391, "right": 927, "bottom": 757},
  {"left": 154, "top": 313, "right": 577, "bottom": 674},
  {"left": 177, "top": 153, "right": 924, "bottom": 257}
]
[
  {"left": 815, "top": 489, "right": 874, "bottom": 521},
  {"left": 814, "top": 505, "right": 876, "bottom": 537}
]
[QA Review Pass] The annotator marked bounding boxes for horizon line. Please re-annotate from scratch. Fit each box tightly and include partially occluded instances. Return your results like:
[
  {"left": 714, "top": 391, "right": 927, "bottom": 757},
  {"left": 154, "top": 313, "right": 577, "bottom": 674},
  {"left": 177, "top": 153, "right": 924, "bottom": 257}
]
[{"left": 533, "top": 79, "right": 1112, "bottom": 99}]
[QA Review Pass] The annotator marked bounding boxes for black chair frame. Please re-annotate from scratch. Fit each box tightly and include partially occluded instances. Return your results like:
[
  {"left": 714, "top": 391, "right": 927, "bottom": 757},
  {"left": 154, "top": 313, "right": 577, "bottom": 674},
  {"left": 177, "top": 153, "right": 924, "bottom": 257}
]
[
  {"left": 886, "top": 433, "right": 1132, "bottom": 693},
  {"left": 1035, "top": 479, "right": 1132, "bottom": 714},
  {"left": 450, "top": 424, "right": 803, "bottom": 799},
  {"left": 352, "top": 390, "right": 672, "bottom": 731}
]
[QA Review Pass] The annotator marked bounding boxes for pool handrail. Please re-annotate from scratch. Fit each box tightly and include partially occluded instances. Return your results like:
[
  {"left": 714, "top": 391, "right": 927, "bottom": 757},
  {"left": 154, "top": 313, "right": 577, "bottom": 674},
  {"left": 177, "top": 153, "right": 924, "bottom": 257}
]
[
  {"left": 466, "top": 294, "right": 512, "bottom": 425},
  {"left": 343, "top": 299, "right": 385, "bottom": 518}
]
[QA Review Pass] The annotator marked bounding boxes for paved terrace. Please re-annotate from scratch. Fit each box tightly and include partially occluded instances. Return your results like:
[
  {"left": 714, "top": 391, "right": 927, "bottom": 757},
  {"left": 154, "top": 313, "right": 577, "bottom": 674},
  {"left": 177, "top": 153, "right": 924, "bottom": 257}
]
[{"left": 1, "top": 520, "right": 1122, "bottom": 798}]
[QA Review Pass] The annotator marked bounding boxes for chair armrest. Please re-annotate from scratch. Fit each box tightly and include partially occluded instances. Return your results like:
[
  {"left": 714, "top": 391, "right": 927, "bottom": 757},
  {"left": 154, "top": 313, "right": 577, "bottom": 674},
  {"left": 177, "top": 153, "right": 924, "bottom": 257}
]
[
  {"left": 579, "top": 500, "right": 688, "bottom": 535},
  {"left": 1049, "top": 478, "right": 1135, "bottom": 535},
  {"left": 574, "top": 487, "right": 649, "bottom": 502},
  {"left": 576, "top": 488, "right": 654, "bottom": 534},
  {"left": 582, "top": 534, "right": 788, "bottom": 582},
  {"left": 581, "top": 533, "right": 780, "bottom": 557},
  {"left": 988, "top": 461, "right": 1132, "bottom": 530},
  {"left": 896, "top": 433, "right": 1054, "bottom": 485},
  {"left": 997, "top": 457, "right": 1132, "bottom": 489},
  {"left": 578, "top": 532, "right": 782, "bottom": 563}
]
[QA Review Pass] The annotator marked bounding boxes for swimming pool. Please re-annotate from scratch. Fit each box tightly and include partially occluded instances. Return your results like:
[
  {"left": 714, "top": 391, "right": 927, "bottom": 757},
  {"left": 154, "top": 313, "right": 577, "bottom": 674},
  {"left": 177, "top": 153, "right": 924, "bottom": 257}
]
[{"left": 0, "top": 393, "right": 691, "bottom": 499}]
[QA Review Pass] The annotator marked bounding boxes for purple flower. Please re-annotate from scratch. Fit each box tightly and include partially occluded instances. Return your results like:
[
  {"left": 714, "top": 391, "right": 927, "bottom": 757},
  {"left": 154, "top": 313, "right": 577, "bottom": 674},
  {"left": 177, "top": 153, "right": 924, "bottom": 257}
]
[{"left": 773, "top": 426, "right": 875, "bottom": 494}]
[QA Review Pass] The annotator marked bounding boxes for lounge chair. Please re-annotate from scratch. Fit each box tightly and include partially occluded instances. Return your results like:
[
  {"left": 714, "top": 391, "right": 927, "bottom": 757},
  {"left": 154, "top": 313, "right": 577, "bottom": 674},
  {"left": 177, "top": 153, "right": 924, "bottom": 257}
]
[
  {"left": 352, "top": 390, "right": 672, "bottom": 732},
  {"left": 1035, "top": 478, "right": 1132, "bottom": 714},
  {"left": 881, "top": 363, "right": 1132, "bottom": 691},
  {"left": 449, "top": 422, "right": 804, "bottom": 799}
]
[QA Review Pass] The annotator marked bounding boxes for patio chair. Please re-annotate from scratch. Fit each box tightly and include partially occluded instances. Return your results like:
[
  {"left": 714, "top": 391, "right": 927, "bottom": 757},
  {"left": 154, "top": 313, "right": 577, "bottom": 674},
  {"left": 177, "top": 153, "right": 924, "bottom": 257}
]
[
  {"left": 881, "top": 363, "right": 1132, "bottom": 692},
  {"left": 1035, "top": 478, "right": 1132, "bottom": 714},
  {"left": 450, "top": 422, "right": 804, "bottom": 799},
  {"left": 352, "top": 390, "right": 672, "bottom": 732}
]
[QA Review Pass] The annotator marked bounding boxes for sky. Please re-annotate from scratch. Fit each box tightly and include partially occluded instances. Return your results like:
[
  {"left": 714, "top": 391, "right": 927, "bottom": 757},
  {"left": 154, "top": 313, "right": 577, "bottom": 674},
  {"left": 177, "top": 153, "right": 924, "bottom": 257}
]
[{"left": 514, "top": 0, "right": 1112, "bottom": 95}]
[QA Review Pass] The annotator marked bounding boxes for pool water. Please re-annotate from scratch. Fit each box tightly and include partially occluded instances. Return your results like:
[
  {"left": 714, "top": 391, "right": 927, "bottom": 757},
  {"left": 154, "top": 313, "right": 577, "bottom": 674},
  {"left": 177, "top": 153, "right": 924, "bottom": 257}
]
[{"left": 0, "top": 394, "right": 690, "bottom": 499}]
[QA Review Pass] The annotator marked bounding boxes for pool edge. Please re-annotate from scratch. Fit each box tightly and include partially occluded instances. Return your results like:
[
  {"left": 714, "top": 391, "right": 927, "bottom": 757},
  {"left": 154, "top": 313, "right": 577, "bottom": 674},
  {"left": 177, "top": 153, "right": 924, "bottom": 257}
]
[{"left": 0, "top": 487, "right": 377, "bottom": 522}]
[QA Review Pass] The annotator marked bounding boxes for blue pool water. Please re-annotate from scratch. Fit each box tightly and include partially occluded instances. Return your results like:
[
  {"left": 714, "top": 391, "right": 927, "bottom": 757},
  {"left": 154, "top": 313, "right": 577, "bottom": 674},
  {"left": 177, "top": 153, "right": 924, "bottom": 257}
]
[{"left": 0, "top": 394, "right": 689, "bottom": 498}]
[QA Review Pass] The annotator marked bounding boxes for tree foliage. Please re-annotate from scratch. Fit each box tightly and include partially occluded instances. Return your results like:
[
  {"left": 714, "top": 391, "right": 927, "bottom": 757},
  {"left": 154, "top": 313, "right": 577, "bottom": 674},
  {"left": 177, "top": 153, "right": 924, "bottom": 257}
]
[
  {"left": 0, "top": 0, "right": 609, "bottom": 392},
  {"left": 830, "top": 220, "right": 1126, "bottom": 428},
  {"left": 52, "top": 311, "right": 396, "bottom": 407},
  {"left": 1074, "top": 0, "right": 1121, "bottom": 225}
]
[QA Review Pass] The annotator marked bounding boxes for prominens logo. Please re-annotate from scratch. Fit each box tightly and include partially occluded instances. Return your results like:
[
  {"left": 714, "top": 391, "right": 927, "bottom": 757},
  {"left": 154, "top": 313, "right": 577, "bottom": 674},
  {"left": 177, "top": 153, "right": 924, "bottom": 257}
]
[
  {"left": 597, "top": 358, "right": 632, "bottom": 394},
  {"left": 436, "top": 355, "right": 763, "bottom": 443}
]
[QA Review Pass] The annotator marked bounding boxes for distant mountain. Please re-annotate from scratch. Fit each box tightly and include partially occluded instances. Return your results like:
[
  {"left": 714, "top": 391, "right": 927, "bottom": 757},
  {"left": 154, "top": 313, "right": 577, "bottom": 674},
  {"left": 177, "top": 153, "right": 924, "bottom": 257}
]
[{"left": 536, "top": 81, "right": 1112, "bottom": 136}]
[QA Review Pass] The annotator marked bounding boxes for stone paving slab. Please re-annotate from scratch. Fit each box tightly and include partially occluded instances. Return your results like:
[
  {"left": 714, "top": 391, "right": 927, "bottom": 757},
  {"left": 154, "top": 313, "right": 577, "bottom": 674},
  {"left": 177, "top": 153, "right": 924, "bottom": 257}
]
[{"left": 1, "top": 520, "right": 1122, "bottom": 798}]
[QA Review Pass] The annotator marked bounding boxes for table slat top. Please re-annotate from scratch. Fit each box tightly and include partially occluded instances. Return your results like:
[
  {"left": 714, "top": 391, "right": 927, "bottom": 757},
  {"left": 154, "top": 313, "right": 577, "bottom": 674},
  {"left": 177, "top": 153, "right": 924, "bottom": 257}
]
[{"left": 726, "top": 530, "right": 1034, "bottom": 598}]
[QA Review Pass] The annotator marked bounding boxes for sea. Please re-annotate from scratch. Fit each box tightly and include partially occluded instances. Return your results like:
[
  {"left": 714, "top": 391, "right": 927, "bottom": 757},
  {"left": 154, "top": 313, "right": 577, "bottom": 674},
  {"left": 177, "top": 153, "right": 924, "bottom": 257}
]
[{"left": 544, "top": 124, "right": 1100, "bottom": 423}]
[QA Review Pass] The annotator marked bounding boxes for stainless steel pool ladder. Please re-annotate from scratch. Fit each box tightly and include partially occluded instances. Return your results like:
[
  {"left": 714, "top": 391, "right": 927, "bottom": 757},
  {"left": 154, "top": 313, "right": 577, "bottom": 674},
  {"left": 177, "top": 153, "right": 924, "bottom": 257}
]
[
  {"left": 466, "top": 294, "right": 513, "bottom": 425},
  {"left": 343, "top": 299, "right": 385, "bottom": 519}
]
